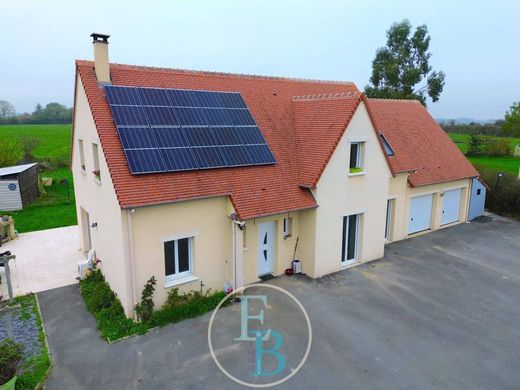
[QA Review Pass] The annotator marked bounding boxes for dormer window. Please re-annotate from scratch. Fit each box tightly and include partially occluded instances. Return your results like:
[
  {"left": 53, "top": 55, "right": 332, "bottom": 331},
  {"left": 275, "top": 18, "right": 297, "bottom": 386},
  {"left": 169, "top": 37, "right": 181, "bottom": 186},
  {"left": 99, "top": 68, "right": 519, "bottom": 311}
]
[{"left": 380, "top": 134, "right": 395, "bottom": 156}]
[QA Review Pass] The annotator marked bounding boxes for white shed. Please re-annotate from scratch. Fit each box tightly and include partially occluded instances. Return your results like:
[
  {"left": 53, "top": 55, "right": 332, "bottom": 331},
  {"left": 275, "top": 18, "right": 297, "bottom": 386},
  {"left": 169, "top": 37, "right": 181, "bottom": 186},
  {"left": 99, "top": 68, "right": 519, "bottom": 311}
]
[
  {"left": 514, "top": 144, "right": 520, "bottom": 157},
  {"left": 0, "top": 163, "right": 39, "bottom": 211}
]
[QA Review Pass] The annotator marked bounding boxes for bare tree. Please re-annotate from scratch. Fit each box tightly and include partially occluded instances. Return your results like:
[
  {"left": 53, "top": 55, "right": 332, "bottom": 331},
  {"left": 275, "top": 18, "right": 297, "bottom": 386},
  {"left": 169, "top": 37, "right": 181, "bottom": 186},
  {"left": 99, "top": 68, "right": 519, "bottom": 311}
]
[{"left": 0, "top": 100, "right": 15, "bottom": 118}]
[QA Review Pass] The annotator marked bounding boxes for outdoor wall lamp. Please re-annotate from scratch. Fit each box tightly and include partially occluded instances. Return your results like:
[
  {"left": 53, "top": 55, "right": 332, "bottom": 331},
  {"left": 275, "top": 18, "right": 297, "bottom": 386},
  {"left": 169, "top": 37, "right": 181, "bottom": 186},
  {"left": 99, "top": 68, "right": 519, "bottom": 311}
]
[{"left": 90, "top": 222, "right": 98, "bottom": 228}]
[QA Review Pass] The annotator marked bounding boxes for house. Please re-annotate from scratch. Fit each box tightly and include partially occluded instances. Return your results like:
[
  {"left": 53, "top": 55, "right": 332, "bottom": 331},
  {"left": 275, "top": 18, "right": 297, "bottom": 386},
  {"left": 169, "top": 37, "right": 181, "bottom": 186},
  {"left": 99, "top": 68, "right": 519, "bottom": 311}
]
[
  {"left": 72, "top": 34, "right": 480, "bottom": 317},
  {"left": 0, "top": 163, "right": 39, "bottom": 211}
]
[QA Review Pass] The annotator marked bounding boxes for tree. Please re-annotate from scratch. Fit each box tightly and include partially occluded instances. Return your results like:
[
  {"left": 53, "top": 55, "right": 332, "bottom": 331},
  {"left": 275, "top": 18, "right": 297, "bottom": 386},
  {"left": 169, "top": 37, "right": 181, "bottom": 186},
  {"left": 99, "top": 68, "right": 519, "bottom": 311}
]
[
  {"left": 502, "top": 102, "right": 520, "bottom": 137},
  {"left": 365, "top": 19, "right": 446, "bottom": 105},
  {"left": 0, "top": 100, "right": 15, "bottom": 118},
  {"left": 466, "top": 134, "right": 485, "bottom": 156},
  {"left": 31, "top": 102, "right": 72, "bottom": 124}
]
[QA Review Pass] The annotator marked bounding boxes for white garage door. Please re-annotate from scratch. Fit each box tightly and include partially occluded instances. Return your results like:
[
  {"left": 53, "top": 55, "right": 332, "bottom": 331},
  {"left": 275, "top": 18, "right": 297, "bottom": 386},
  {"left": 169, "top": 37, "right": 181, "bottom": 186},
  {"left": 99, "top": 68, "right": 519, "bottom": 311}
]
[
  {"left": 441, "top": 188, "right": 462, "bottom": 225},
  {"left": 409, "top": 194, "right": 433, "bottom": 234}
]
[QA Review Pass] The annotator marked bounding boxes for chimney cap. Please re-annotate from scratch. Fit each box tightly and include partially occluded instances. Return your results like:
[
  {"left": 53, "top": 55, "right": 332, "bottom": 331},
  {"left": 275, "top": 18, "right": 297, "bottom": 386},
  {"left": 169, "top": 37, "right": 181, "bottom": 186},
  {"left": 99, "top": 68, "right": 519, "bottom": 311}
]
[{"left": 90, "top": 33, "right": 110, "bottom": 43}]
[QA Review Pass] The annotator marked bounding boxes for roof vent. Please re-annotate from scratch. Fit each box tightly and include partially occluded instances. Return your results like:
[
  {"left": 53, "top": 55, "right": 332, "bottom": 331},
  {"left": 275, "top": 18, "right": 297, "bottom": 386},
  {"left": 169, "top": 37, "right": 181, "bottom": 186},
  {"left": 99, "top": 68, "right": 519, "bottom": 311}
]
[{"left": 90, "top": 33, "right": 111, "bottom": 84}]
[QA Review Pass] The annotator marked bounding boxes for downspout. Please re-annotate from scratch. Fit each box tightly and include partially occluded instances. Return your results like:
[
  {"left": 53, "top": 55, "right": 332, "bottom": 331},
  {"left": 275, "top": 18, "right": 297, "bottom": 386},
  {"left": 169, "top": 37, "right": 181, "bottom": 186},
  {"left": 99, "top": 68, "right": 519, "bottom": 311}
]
[
  {"left": 232, "top": 220, "right": 237, "bottom": 290},
  {"left": 127, "top": 209, "right": 137, "bottom": 318}
]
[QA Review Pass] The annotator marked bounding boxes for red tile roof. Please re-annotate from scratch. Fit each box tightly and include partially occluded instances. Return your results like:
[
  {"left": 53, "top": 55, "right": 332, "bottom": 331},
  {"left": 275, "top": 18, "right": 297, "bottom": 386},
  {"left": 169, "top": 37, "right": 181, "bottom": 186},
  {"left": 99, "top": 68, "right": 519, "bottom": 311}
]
[
  {"left": 76, "top": 61, "right": 359, "bottom": 219},
  {"left": 366, "top": 99, "right": 479, "bottom": 186}
]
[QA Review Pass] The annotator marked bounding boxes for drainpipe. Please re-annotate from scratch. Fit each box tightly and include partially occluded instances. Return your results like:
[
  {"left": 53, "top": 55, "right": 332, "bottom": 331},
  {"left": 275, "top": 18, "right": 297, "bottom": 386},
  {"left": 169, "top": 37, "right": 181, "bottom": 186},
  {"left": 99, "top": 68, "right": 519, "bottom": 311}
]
[
  {"left": 127, "top": 209, "right": 137, "bottom": 318},
  {"left": 232, "top": 220, "right": 237, "bottom": 290}
]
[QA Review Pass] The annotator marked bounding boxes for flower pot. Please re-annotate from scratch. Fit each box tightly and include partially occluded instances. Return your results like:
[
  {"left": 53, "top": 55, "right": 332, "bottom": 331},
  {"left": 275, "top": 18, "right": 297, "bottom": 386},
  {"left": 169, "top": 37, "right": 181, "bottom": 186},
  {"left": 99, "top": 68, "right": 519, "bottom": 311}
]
[{"left": 0, "top": 375, "right": 16, "bottom": 390}]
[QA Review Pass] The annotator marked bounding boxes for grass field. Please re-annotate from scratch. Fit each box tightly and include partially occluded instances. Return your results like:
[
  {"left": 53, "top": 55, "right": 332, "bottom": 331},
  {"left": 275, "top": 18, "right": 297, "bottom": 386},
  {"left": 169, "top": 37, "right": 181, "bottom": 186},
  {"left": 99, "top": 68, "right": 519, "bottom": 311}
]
[
  {"left": 0, "top": 124, "right": 76, "bottom": 233},
  {"left": 0, "top": 168, "right": 76, "bottom": 233},
  {"left": 0, "top": 124, "right": 71, "bottom": 162},
  {"left": 448, "top": 132, "right": 520, "bottom": 174}
]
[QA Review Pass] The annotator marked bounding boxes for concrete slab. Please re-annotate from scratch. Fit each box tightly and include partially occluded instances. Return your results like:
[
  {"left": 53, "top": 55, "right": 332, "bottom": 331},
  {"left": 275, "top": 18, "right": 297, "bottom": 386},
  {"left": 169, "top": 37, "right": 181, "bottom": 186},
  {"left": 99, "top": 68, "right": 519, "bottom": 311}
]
[
  {"left": 39, "top": 218, "right": 520, "bottom": 389},
  {"left": 0, "top": 226, "right": 82, "bottom": 297}
]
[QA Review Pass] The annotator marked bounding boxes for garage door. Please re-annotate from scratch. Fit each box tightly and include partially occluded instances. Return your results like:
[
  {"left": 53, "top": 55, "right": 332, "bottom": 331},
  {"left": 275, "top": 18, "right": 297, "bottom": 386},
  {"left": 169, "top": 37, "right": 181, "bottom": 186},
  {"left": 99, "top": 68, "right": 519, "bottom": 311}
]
[
  {"left": 409, "top": 194, "right": 433, "bottom": 234},
  {"left": 441, "top": 188, "right": 462, "bottom": 225}
]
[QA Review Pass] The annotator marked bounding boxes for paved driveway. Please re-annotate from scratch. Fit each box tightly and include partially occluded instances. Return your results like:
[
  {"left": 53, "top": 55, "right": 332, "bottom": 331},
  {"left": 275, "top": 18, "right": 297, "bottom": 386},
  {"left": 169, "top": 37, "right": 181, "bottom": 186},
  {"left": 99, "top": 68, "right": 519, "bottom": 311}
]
[
  {"left": 39, "top": 218, "right": 520, "bottom": 389},
  {"left": 1, "top": 226, "right": 81, "bottom": 297}
]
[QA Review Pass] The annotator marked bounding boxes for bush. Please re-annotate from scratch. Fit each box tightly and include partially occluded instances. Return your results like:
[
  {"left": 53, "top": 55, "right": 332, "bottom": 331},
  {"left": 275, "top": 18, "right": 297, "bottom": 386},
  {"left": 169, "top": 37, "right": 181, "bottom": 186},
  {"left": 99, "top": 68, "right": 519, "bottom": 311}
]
[
  {"left": 80, "top": 269, "right": 227, "bottom": 341},
  {"left": 0, "top": 338, "right": 24, "bottom": 385},
  {"left": 152, "top": 287, "right": 226, "bottom": 327},
  {"left": 477, "top": 166, "right": 520, "bottom": 216},
  {"left": 0, "top": 137, "right": 23, "bottom": 168},
  {"left": 134, "top": 276, "right": 157, "bottom": 323},
  {"left": 484, "top": 138, "right": 512, "bottom": 157}
]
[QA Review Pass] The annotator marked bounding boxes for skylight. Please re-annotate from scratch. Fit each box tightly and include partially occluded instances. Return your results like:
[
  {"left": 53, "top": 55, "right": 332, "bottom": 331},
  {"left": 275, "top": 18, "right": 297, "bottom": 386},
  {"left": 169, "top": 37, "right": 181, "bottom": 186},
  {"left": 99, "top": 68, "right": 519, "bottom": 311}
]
[{"left": 380, "top": 134, "right": 395, "bottom": 156}]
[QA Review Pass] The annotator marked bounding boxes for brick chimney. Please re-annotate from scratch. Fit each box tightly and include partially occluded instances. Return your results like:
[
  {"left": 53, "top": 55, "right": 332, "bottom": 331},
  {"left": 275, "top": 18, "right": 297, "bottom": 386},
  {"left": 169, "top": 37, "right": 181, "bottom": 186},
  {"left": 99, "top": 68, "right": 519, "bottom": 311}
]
[{"left": 90, "top": 33, "right": 111, "bottom": 84}]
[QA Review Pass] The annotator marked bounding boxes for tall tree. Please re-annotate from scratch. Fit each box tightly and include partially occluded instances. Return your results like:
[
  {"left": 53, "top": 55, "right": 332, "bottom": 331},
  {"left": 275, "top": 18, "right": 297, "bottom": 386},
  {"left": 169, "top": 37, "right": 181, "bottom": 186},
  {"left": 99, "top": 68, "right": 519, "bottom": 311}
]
[
  {"left": 502, "top": 102, "right": 520, "bottom": 137},
  {"left": 0, "top": 100, "right": 15, "bottom": 118},
  {"left": 365, "top": 19, "right": 445, "bottom": 105}
]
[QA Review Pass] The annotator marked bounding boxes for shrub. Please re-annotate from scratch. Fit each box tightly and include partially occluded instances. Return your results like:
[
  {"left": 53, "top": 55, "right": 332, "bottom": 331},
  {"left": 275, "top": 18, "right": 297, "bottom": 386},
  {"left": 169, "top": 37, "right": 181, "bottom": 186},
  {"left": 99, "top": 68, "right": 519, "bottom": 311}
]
[
  {"left": 134, "top": 276, "right": 157, "bottom": 323},
  {"left": 152, "top": 287, "right": 226, "bottom": 327},
  {"left": 484, "top": 138, "right": 512, "bottom": 157},
  {"left": 80, "top": 270, "right": 116, "bottom": 312},
  {"left": 477, "top": 166, "right": 520, "bottom": 216},
  {"left": 466, "top": 134, "right": 485, "bottom": 156},
  {"left": 0, "top": 338, "right": 24, "bottom": 385},
  {"left": 0, "top": 137, "right": 23, "bottom": 168}
]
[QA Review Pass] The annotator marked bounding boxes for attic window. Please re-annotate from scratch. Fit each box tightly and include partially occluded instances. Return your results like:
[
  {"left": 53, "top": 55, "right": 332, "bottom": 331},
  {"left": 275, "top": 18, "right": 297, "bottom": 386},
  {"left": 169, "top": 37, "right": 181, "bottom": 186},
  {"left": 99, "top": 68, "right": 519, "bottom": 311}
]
[{"left": 380, "top": 134, "right": 395, "bottom": 156}]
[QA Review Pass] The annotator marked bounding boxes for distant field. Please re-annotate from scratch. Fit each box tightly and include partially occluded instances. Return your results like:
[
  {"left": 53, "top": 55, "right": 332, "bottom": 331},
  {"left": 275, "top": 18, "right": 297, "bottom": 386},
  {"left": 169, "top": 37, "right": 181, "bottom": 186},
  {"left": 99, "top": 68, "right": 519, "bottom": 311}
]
[
  {"left": 0, "top": 124, "right": 71, "bottom": 162},
  {"left": 448, "top": 132, "right": 520, "bottom": 154},
  {"left": 0, "top": 124, "right": 75, "bottom": 233},
  {"left": 448, "top": 132, "right": 520, "bottom": 174}
]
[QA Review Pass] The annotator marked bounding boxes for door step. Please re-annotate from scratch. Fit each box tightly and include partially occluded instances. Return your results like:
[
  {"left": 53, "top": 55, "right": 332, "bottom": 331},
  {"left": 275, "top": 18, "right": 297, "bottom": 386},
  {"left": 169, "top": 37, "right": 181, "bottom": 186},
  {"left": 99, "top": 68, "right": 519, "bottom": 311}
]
[{"left": 258, "top": 273, "right": 276, "bottom": 282}]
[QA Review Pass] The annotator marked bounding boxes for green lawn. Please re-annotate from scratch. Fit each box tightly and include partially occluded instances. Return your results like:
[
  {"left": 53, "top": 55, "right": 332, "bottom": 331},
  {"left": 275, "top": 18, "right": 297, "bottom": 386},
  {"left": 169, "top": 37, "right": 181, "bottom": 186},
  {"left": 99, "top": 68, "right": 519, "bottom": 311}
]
[
  {"left": 0, "top": 124, "right": 71, "bottom": 162},
  {"left": 0, "top": 168, "right": 77, "bottom": 233},
  {"left": 448, "top": 132, "right": 520, "bottom": 174},
  {"left": 0, "top": 123, "right": 76, "bottom": 233}
]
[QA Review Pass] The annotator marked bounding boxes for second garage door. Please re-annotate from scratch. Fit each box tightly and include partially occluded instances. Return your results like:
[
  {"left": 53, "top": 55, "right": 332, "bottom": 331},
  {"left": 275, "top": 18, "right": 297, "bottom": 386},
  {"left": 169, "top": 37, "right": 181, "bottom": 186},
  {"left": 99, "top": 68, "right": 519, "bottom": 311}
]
[
  {"left": 441, "top": 188, "right": 462, "bottom": 225},
  {"left": 409, "top": 194, "right": 433, "bottom": 234}
]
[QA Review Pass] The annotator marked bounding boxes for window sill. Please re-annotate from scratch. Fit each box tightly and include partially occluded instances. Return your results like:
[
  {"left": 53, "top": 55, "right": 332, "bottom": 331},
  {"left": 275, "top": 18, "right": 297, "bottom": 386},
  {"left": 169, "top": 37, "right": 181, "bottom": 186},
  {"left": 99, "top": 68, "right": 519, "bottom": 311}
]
[
  {"left": 164, "top": 274, "right": 199, "bottom": 288},
  {"left": 348, "top": 171, "right": 365, "bottom": 177}
]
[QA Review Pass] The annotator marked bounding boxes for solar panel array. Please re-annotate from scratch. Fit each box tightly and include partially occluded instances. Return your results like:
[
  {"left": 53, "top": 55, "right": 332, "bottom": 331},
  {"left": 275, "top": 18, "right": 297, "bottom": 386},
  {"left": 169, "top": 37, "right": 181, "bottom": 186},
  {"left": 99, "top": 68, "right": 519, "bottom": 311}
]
[{"left": 103, "top": 85, "right": 276, "bottom": 174}]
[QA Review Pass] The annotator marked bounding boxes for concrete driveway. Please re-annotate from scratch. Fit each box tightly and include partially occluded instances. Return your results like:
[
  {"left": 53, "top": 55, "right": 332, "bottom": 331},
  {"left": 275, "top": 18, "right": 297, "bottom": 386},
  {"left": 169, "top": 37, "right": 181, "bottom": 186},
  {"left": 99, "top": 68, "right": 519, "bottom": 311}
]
[
  {"left": 39, "top": 218, "right": 520, "bottom": 389},
  {"left": 1, "top": 226, "right": 81, "bottom": 297}
]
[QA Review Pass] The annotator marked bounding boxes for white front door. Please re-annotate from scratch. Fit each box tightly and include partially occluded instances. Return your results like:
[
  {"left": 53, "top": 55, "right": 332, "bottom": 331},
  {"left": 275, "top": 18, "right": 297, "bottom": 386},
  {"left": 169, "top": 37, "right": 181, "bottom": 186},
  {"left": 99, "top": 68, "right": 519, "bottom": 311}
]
[
  {"left": 258, "top": 222, "right": 275, "bottom": 276},
  {"left": 441, "top": 188, "right": 462, "bottom": 225},
  {"left": 408, "top": 194, "right": 433, "bottom": 234}
]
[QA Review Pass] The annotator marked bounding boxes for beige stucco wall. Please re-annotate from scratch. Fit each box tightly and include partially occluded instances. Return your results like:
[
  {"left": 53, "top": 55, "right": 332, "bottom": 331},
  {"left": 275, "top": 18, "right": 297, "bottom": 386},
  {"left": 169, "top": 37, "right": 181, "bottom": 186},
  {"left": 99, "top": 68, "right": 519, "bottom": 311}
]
[
  {"left": 389, "top": 176, "right": 472, "bottom": 242},
  {"left": 72, "top": 77, "right": 134, "bottom": 315},
  {"left": 312, "top": 101, "right": 393, "bottom": 277},
  {"left": 130, "top": 196, "right": 233, "bottom": 309},
  {"left": 241, "top": 211, "right": 302, "bottom": 284}
]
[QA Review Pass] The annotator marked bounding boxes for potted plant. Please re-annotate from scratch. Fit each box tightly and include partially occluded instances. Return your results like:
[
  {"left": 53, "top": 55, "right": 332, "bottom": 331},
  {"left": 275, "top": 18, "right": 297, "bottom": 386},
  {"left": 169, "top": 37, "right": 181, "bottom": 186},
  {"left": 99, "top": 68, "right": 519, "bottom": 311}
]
[{"left": 0, "top": 338, "right": 23, "bottom": 390}]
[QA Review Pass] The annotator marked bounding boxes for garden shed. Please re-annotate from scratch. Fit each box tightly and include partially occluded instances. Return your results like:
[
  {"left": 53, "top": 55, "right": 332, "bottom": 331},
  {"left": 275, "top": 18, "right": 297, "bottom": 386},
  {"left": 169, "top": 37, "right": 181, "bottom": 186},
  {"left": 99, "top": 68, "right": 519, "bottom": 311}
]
[{"left": 0, "top": 163, "right": 39, "bottom": 211}]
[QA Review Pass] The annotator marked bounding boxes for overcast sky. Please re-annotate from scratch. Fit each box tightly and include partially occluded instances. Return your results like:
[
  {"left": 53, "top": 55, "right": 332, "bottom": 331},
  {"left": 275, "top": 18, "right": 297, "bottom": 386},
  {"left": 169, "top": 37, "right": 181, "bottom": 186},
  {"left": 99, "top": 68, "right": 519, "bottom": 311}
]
[{"left": 1, "top": 0, "right": 519, "bottom": 120}]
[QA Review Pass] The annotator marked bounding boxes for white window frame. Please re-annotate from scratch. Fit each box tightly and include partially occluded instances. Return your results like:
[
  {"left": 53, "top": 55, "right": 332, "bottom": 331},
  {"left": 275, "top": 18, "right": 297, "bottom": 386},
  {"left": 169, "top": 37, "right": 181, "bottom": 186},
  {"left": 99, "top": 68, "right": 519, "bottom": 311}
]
[
  {"left": 283, "top": 217, "right": 293, "bottom": 239},
  {"left": 341, "top": 213, "right": 360, "bottom": 265},
  {"left": 92, "top": 143, "right": 101, "bottom": 182},
  {"left": 78, "top": 139, "right": 86, "bottom": 172},
  {"left": 164, "top": 237, "right": 193, "bottom": 285},
  {"left": 349, "top": 142, "right": 365, "bottom": 174}
]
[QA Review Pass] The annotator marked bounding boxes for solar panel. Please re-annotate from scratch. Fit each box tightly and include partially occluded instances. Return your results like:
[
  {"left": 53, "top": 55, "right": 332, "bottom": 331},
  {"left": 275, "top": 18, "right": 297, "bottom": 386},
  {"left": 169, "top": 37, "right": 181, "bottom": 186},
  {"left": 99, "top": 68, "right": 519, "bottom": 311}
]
[{"left": 104, "top": 85, "right": 276, "bottom": 174}]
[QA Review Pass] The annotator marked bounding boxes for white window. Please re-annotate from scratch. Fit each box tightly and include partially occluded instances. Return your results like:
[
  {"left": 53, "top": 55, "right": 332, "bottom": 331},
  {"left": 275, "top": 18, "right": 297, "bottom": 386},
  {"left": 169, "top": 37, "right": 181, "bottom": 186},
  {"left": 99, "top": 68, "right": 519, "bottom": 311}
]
[
  {"left": 78, "top": 139, "right": 86, "bottom": 172},
  {"left": 164, "top": 237, "right": 193, "bottom": 282},
  {"left": 92, "top": 143, "right": 101, "bottom": 181},
  {"left": 385, "top": 199, "right": 395, "bottom": 241},
  {"left": 349, "top": 142, "right": 365, "bottom": 174},
  {"left": 341, "top": 214, "right": 360, "bottom": 264},
  {"left": 283, "top": 217, "right": 293, "bottom": 239}
]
